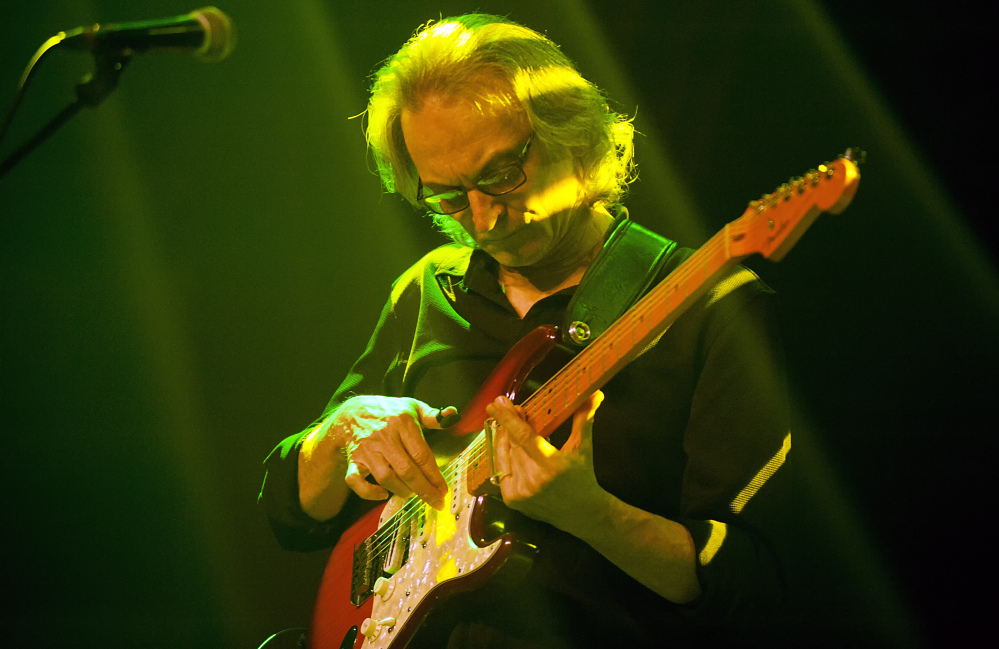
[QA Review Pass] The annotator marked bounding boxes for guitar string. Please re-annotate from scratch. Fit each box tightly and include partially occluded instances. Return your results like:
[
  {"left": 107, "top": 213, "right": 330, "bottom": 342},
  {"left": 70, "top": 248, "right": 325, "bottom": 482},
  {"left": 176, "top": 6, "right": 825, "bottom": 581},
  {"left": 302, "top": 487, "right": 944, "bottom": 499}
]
[
  {"left": 367, "top": 436, "right": 490, "bottom": 561},
  {"left": 365, "top": 435, "right": 482, "bottom": 556},
  {"left": 364, "top": 456, "right": 469, "bottom": 560},
  {"left": 365, "top": 432, "right": 488, "bottom": 558}
]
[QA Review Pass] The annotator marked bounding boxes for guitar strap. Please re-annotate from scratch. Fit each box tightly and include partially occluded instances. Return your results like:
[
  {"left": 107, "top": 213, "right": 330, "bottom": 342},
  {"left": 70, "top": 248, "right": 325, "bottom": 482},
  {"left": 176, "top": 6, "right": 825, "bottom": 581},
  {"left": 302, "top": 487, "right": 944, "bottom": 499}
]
[{"left": 562, "top": 212, "right": 677, "bottom": 348}]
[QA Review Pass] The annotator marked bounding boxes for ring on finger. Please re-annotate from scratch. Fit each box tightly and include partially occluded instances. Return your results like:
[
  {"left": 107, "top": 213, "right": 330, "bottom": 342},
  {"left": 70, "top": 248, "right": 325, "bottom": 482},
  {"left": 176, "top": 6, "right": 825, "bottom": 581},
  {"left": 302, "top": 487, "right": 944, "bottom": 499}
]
[{"left": 489, "top": 471, "right": 511, "bottom": 486}]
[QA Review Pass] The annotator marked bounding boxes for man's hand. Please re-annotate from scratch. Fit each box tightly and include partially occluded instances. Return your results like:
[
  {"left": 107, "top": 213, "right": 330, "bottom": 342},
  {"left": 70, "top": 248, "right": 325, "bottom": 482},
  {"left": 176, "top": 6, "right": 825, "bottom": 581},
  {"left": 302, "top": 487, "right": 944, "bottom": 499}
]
[
  {"left": 337, "top": 396, "right": 453, "bottom": 509},
  {"left": 486, "top": 392, "right": 610, "bottom": 537},
  {"left": 299, "top": 396, "right": 456, "bottom": 520},
  {"left": 486, "top": 392, "right": 702, "bottom": 603}
]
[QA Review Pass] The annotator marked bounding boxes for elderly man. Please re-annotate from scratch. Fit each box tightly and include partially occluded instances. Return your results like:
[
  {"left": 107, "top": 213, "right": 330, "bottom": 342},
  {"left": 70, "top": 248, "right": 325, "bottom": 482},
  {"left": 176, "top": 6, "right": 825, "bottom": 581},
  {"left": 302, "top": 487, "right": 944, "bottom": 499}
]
[{"left": 261, "top": 13, "right": 790, "bottom": 648}]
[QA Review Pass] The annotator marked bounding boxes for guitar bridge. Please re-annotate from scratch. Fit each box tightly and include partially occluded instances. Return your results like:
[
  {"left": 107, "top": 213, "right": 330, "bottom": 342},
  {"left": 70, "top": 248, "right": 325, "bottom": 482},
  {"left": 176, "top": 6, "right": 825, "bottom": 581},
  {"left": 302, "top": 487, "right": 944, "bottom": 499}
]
[{"left": 350, "top": 536, "right": 377, "bottom": 606}]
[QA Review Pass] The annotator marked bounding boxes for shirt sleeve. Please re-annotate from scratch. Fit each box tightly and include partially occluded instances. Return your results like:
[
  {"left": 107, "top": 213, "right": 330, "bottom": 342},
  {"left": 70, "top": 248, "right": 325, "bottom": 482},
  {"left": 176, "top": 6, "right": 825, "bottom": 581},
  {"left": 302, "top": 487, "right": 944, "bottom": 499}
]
[{"left": 676, "top": 270, "right": 792, "bottom": 621}]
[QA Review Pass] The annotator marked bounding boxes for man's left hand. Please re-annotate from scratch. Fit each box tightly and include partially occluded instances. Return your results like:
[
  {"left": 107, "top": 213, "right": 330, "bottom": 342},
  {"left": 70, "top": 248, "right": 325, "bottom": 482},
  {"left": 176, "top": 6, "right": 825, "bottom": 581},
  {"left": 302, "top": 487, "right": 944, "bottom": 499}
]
[{"left": 486, "top": 391, "right": 609, "bottom": 537}]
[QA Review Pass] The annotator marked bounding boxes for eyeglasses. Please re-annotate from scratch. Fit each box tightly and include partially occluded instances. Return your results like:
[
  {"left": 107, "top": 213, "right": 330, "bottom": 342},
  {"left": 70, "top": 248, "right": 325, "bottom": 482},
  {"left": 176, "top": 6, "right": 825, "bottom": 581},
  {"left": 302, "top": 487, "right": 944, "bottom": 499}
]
[{"left": 416, "top": 136, "right": 533, "bottom": 215}]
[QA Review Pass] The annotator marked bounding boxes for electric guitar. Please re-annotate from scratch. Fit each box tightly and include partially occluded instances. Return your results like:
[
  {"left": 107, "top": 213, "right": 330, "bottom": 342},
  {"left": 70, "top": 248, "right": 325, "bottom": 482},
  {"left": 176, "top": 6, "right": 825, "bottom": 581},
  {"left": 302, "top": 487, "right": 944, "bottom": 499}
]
[{"left": 307, "top": 152, "right": 863, "bottom": 649}]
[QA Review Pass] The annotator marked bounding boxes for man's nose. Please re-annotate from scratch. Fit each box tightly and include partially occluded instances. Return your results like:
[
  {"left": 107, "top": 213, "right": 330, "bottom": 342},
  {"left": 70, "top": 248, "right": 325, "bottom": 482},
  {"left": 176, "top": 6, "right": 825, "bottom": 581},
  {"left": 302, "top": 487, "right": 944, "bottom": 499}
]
[{"left": 466, "top": 189, "right": 503, "bottom": 233}]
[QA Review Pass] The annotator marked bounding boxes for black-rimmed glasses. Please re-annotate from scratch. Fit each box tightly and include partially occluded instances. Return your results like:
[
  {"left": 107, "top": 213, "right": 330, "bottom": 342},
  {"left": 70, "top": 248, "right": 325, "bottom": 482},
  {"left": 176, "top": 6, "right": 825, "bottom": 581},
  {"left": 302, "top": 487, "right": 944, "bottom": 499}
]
[{"left": 416, "top": 136, "right": 533, "bottom": 215}]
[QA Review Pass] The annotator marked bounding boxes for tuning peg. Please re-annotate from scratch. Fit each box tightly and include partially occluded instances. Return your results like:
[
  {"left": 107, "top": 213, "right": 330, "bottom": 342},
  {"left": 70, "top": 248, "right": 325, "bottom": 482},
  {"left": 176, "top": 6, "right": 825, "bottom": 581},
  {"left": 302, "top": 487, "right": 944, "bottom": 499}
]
[{"left": 843, "top": 147, "right": 867, "bottom": 164}]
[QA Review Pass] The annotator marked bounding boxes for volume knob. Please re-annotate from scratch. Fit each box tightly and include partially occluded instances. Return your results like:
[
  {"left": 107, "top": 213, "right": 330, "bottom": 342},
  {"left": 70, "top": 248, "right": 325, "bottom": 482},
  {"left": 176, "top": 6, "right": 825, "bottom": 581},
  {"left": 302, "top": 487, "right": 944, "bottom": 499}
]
[
  {"left": 360, "top": 618, "right": 378, "bottom": 640},
  {"left": 360, "top": 616, "right": 397, "bottom": 640},
  {"left": 373, "top": 576, "right": 393, "bottom": 599}
]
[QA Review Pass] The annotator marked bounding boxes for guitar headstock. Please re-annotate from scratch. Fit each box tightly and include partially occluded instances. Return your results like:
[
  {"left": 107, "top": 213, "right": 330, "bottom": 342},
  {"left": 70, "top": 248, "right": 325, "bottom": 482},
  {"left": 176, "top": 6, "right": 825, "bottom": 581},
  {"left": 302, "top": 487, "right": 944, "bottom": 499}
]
[{"left": 728, "top": 151, "right": 862, "bottom": 261}]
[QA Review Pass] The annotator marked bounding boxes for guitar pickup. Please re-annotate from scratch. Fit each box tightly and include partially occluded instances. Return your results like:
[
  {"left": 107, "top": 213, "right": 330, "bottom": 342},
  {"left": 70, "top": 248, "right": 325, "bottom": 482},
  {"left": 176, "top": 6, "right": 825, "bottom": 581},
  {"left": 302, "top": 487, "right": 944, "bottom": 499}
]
[
  {"left": 383, "top": 515, "right": 411, "bottom": 575},
  {"left": 350, "top": 536, "right": 377, "bottom": 606}
]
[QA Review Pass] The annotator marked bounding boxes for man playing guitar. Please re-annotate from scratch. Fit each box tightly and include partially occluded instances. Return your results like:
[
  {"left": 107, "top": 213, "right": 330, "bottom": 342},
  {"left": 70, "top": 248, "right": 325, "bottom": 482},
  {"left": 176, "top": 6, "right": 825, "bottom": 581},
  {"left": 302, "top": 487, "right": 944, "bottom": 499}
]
[{"left": 261, "top": 13, "right": 798, "bottom": 648}]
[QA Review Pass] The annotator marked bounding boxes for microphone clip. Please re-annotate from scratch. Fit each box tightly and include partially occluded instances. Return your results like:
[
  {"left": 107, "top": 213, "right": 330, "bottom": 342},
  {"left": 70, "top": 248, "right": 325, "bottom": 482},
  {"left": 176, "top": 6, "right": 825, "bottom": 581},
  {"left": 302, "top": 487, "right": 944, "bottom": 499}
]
[{"left": 76, "top": 50, "right": 134, "bottom": 108}]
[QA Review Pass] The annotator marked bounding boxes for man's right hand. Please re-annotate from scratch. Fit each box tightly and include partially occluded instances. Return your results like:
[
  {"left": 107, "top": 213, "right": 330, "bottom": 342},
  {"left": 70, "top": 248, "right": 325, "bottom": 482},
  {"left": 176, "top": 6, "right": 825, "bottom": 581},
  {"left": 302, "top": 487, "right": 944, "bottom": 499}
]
[{"left": 298, "top": 396, "right": 456, "bottom": 520}]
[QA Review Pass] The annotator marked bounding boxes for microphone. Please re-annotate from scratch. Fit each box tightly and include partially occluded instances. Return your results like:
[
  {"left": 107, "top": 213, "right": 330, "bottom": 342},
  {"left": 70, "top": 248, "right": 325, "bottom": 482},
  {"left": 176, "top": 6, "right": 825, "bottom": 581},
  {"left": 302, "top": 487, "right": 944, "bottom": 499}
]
[{"left": 58, "top": 6, "right": 236, "bottom": 63}]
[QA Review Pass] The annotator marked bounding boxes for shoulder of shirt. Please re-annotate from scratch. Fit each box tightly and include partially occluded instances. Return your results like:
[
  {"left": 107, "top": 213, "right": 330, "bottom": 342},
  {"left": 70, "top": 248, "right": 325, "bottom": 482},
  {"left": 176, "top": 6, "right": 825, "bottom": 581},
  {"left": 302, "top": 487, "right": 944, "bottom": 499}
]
[
  {"left": 388, "top": 243, "right": 472, "bottom": 305},
  {"left": 666, "top": 246, "right": 776, "bottom": 308}
]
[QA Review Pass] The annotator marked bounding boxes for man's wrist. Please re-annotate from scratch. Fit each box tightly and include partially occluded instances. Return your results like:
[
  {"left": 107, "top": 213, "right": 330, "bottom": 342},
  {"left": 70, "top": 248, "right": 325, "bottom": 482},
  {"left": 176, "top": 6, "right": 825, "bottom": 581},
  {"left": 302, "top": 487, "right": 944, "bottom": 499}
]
[{"left": 556, "top": 487, "right": 617, "bottom": 542}]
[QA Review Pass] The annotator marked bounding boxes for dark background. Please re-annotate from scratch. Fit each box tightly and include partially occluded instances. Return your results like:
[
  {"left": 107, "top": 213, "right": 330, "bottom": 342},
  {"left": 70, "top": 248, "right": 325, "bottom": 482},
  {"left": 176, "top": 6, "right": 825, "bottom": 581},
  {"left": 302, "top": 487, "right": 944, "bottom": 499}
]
[{"left": 2, "top": 1, "right": 994, "bottom": 647}]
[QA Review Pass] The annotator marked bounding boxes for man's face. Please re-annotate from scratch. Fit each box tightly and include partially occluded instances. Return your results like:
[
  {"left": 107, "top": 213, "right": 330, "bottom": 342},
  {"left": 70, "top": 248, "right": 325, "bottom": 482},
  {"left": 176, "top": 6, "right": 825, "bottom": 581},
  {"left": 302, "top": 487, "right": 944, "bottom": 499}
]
[{"left": 401, "top": 91, "right": 582, "bottom": 269}]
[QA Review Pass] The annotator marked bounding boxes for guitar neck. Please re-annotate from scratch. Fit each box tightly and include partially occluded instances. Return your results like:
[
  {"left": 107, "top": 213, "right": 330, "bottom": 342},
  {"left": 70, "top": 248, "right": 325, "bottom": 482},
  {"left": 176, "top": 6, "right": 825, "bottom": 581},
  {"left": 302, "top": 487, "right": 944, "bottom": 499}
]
[
  {"left": 517, "top": 152, "right": 862, "bottom": 438},
  {"left": 522, "top": 225, "right": 743, "bottom": 439}
]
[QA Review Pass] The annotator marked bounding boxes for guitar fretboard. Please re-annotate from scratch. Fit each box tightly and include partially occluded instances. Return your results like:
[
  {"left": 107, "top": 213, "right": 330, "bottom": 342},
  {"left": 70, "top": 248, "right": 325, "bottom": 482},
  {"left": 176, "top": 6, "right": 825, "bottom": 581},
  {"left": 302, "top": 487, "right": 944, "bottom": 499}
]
[{"left": 522, "top": 223, "right": 743, "bottom": 438}]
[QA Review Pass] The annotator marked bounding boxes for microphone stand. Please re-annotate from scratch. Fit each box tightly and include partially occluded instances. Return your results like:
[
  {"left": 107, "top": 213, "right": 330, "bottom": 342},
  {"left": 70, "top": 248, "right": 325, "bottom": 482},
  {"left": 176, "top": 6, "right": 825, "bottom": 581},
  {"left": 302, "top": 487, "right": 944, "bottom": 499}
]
[{"left": 0, "top": 50, "right": 132, "bottom": 181}]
